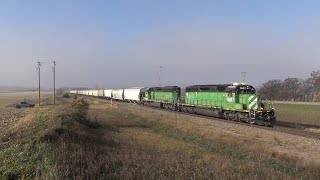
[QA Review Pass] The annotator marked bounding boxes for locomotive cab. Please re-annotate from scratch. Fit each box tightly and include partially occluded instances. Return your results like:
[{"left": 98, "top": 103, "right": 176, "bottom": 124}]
[
  {"left": 235, "top": 85, "right": 256, "bottom": 94},
  {"left": 235, "top": 85, "right": 258, "bottom": 110}
]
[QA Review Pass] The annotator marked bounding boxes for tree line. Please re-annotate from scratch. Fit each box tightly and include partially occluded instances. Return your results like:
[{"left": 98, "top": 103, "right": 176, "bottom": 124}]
[{"left": 258, "top": 70, "right": 320, "bottom": 102}]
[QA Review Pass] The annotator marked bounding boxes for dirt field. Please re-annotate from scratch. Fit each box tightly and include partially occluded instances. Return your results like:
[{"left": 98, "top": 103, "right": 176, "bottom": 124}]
[
  {"left": 0, "top": 91, "right": 52, "bottom": 106},
  {"left": 0, "top": 91, "right": 52, "bottom": 132}
]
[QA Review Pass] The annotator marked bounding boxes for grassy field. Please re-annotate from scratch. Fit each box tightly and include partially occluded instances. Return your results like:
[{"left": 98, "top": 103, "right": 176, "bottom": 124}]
[
  {"left": 1, "top": 98, "right": 320, "bottom": 179},
  {"left": 274, "top": 103, "right": 320, "bottom": 126}
]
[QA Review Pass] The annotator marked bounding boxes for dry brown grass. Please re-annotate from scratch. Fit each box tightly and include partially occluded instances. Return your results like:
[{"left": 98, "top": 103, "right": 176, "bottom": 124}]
[
  {"left": 85, "top": 103, "right": 320, "bottom": 179},
  {"left": 122, "top": 104, "right": 320, "bottom": 164},
  {"left": 1, "top": 99, "right": 320, "bottom": 179},
  {"left": 305, "top": 128, "right": 320, "bottom": 134}
]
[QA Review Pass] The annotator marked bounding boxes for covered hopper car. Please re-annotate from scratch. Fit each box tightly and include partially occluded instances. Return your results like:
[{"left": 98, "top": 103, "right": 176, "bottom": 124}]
[
  {"left": 124, "top": 87, "right": 144, "bottom": 102},
  {"left": 112, "top": 89, "right": 124, "bottom": 100},
  {"left": 104, "top": 89, "right": 113, "bottom": 99}
]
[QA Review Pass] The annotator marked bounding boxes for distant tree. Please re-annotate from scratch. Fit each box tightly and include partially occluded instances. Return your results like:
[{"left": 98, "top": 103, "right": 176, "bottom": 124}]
[
  {"left": 258, "top": 79, "right": 282, "bottom": 100},
  {"left": 281, "top": 78, "right": 303, "bottom": 101},
  {"left": 310, "top": 70, "right": 320, "bottom": 92},
  {"left": 310, "top": 70, "right": 320, "bottom": 101},
  {"left": 259, "top": 70, "right": 320, "bottom": 102},
  {"left": 300, "top": 78, "right": 314, "bottom": 102},
  {"left": 56, "top": 88, "right": 66, "bottom": 96}
]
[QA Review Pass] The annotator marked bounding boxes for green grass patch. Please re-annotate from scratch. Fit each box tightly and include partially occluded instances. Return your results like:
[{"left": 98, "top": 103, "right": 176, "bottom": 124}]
[
  {"left": 0, "top": 111, "right": 53, "bottom": 179},
  {"left": 275, "top": 103, "right": 320, "bottom": 126},
  {"left": 0, "top": 98, "right": 102, "bottom": 179}
]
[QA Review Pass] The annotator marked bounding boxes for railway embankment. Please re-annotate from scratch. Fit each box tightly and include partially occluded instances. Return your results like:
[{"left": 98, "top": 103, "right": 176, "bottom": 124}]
[{"left": 1, "top": 97, "right": 320, "bottom": 179}]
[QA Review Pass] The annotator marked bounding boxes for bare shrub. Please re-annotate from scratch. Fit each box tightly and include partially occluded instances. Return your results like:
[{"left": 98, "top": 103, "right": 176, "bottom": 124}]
[
  {"left": 56, "top": 88, "right": 65, "bottom": 96},
  {"left": 71, "top": 98, "right": 89, "bottom": 118},
  {"left": 62, "top": 93, "right": 70, "bottom": 98}
]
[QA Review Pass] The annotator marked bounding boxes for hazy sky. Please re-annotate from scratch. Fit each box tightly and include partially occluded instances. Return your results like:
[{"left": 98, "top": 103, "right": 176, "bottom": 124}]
[{"left": 1, "top": 0, "right": 320, "bottom": 89}]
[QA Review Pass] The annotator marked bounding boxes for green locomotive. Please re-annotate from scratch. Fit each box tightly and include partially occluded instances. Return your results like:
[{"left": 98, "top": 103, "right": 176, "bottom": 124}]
[
  {"left": 142, "top": 83, "right": 275, "bottom": 126},
  {"left": 181, "top": 83, "right": 275, "bottom": 126},
  {"left": 141, "top": 86, "right": 180, "bottom": 110}
]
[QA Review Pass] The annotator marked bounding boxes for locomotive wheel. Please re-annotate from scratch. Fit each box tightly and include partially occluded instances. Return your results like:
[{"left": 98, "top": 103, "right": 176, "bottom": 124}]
[
  {"left": 226, "top": 113, "right": 231, "bottom": 120},
  {"left": 225, "top": 113, "right": 229, "bottom": 120}
]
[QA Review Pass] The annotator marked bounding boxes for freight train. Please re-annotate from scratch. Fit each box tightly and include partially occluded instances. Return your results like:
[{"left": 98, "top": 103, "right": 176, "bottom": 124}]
[{"left": 70, "top": 83, "right": 276, "bottom": 126}]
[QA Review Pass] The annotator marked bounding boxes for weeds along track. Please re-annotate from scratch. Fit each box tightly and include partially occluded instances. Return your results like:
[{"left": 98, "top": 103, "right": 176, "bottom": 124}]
[{"left": 81, "top": 96, "right": 320, "bottom": 140}]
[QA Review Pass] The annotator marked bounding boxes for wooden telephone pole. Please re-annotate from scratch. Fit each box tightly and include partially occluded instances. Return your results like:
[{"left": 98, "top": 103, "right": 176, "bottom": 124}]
[
  {"left": 53, "top": 61, "right": 56, "bottom": 105},
  {"left": 37, "top": 62, "right": 41, "bottom": 106}
]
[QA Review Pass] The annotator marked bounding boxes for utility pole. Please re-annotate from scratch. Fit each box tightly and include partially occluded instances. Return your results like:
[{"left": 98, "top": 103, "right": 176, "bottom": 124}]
[
  {"left": 158, "top": 66, "right": 162, "bottom": 87},
  {"left": 37, "top": 62, "right": 41, "bottom": 106},
  {"left": 241, "top": 72, "right": 247, "bottom": 83},
  {"left": 53, "top": 61, "right": 56, "bottom": 105}
]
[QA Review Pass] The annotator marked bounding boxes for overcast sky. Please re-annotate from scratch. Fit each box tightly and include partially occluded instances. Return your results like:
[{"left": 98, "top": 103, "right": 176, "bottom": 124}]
[{"left": 1, "top": 0, "right": 320, "bottom": 89}]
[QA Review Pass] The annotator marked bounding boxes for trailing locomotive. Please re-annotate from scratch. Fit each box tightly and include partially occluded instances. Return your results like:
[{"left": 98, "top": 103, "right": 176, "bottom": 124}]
[
  {"left": 141, "top": 86, "right": 180, "bottom": 110},
  {"left": 70, "top": 83, "right": 276, "bottom": 126}
]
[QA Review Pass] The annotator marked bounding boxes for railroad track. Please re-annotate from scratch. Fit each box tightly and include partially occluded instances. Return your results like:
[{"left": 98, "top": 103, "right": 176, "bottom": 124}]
[
  {"left": 138, "top": 104, "right": 320, "bottom": 140},
  {"left": 83, "top": 96, "right": 320, "bottom": 140}
]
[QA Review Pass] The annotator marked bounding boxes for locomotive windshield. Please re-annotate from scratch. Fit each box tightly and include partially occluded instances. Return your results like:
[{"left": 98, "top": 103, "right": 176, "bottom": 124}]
[{"left": 236, "top": 85, "right": 256, "bottom": 94}]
